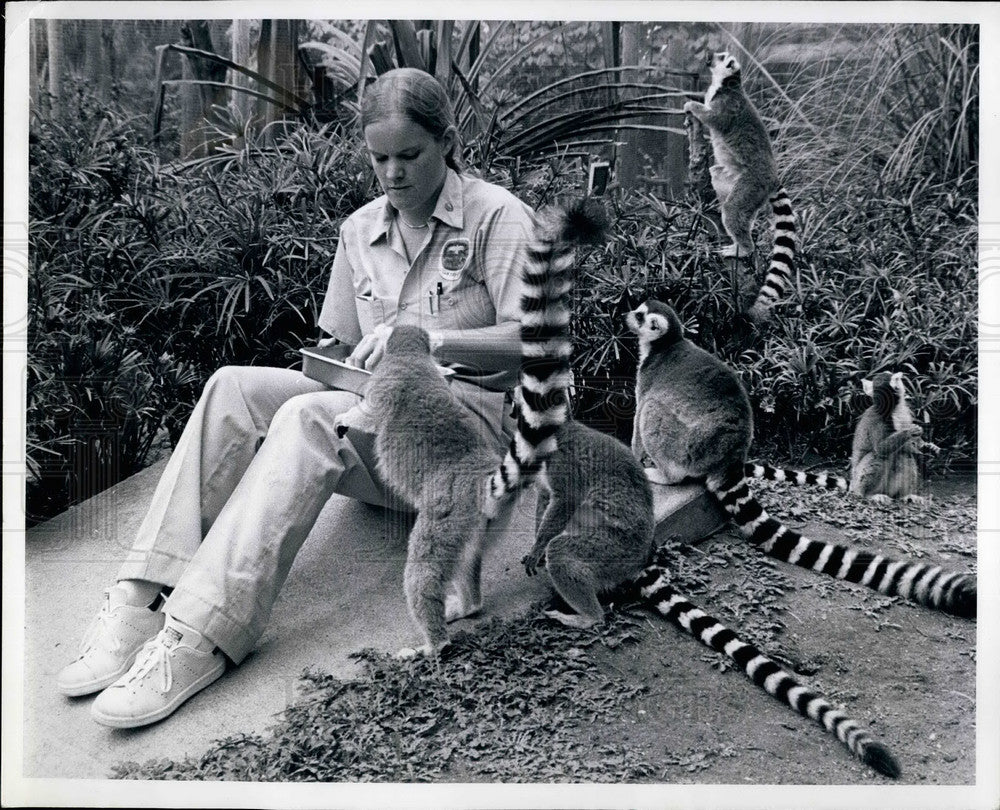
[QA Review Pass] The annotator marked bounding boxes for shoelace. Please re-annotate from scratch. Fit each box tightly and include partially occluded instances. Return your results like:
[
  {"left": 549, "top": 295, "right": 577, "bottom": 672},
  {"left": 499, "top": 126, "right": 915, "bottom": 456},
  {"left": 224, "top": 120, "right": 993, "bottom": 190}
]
[
  {"left": 128, "top": 634, "right": 173, "bottom": 693},
  {"left": 79, "top": 601, "right": 120, "bottom": 655}
]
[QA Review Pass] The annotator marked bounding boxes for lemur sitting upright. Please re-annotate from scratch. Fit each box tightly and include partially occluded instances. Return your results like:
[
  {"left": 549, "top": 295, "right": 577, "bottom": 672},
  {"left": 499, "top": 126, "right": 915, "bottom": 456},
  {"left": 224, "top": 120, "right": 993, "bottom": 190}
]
[
  {"left": 627, "top": 298, "right": 974, "bottom": 619},
  {"left": 684, "top": 51, "right": 796, "bottom": 323},
  {"left": 850, "top": 372, "right": 940, "bottom": 503}
]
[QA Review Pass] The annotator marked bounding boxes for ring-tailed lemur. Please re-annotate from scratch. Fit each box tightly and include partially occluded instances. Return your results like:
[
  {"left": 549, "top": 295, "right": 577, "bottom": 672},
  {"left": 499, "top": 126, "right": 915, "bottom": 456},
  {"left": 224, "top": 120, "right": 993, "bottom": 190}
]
[
  {"left": 628, "top": 298, "right": 976, "bottom": 619},
  {"left": 850, "top": 372, "right": 940, "bottom": 503},
  {"left": 483, "top": 202, "right": 900, "bottom": 776},
  {"left": 362, "top": 325, "right": 505, "bottom": 658},
  {"left": 746, "top": 462, "right": 847, "bottom": 491},
  {"left": 684, "top": 51, "right": 796, "bottom": 323}
]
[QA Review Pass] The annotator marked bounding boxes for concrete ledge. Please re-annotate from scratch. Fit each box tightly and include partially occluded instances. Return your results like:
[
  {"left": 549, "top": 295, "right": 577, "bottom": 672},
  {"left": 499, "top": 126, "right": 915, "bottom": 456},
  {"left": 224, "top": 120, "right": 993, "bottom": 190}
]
[{"left": 651, "top": 481, "right": 729, "bottom": 546}]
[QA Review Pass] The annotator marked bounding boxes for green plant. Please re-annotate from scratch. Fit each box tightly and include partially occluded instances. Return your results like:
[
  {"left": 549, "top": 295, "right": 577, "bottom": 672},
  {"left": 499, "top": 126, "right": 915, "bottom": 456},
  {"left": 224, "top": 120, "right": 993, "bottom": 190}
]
[
  {"left": 27, "top": 92, "right": 194, "bottom": 522},
  {"left": 568, "top": 24, "right": 977, "bottom": 468},
  {"left": 28, "top": 91, "right": 371, "bottom": 523},
  {"left": 302, "top": 20, "right": 690, "bottom": 175}
]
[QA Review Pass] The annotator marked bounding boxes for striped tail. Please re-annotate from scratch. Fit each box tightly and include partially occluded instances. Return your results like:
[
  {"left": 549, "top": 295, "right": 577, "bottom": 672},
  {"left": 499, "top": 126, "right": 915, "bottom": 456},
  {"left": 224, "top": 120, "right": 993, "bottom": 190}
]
[
  {"left": 745, "top": 462, "right": 848, "bottom": 493},
  {"left": 747, "top": 188, "right": 796, "bottom": 323},
  {"left": 708, "top": 464, "right": 976, "bottom": 618},
  {"left": 634, "top": 563, "right": 901, "bottom": 778},
  {"left": 484, "top": 200, "right": 608, "bottom": 517}
]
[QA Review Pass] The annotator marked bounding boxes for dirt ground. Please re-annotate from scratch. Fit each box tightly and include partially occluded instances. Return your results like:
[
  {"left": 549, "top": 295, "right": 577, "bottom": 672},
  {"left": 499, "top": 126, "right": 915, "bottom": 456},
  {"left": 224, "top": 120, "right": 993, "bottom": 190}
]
[{"left": 571, "top": 474, "right": 978, "bottom": 785}]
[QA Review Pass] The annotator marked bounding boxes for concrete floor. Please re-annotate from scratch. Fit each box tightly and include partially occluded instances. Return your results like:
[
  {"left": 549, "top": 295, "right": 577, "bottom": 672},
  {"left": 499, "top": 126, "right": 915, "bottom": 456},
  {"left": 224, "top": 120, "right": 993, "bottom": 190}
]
[
  {"left": 16, "top": 459, "right": 549, "bottom": 782},
  {"left": 11, "top": 458, "right": 720, "bottom": 806}
]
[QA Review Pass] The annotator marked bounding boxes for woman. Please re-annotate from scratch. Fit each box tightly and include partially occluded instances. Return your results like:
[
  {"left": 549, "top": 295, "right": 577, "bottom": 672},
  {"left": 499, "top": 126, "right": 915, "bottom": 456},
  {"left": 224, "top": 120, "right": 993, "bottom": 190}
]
[{"left": 56, "top": 68, "right": 534, "bottom": 728}]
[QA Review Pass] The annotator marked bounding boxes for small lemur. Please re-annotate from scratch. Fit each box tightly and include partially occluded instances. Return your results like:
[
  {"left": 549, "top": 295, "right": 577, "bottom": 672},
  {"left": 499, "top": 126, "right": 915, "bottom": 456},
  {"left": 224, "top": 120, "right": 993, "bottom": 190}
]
[
  {"left": 627, "top": 298, "right": 975, "bottom": 619},
  {"left": 684, "top": 51, "right": 796, "bottom": 322},
  {"left": 485, "top": 202, "right": 899, "bottom": 775},
  {"left": 850, "top": 372, "right": 940, "bottom": 503},
  {"left": 362, "top": 325, "right": 504, "bottom": 658},
  {"left": 515, "top": 390, "right": 656, "bottom": 628}
]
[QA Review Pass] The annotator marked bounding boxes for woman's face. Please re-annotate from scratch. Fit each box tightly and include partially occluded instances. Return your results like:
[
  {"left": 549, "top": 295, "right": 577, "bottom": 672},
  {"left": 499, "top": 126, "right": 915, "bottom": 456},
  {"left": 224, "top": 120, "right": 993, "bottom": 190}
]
[{"left": 364, "top": 115, "right": 452, "bottom": 221}]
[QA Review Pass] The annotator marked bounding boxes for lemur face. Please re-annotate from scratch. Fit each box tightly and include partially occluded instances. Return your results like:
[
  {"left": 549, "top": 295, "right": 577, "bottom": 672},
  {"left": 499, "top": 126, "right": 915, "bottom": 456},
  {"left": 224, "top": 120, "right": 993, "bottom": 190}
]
[
  {"left": 889, "top": 372, "right": 907, "bottom": 398},
  {"left": 863, "top": 371, "right": 907, "bottom": 415},
  {"left": 710, "top": 51, "right": 741, "bottom": 81},
  {"left": 626, "top": 301, "right": 680, "bottom": 344}
]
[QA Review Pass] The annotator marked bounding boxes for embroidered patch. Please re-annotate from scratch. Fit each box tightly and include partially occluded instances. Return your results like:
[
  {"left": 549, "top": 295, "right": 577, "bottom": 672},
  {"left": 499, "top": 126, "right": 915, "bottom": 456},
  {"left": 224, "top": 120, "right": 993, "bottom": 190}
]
[{"left": 440, "top": 238, "right": 471, "bottom": 281}]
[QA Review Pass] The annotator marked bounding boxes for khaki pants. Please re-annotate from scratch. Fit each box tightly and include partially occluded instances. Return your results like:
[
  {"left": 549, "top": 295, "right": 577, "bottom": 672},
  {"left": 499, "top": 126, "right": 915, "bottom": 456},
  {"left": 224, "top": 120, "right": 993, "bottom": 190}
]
[{"left": 117, "top": 365, "right": 506, "bottom": 663}]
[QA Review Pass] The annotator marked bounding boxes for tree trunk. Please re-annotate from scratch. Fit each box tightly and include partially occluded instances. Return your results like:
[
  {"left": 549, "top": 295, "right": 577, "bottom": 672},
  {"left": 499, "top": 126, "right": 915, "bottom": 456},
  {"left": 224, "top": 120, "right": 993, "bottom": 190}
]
[
  {"left": 30, "top": 20, "right": 47, "bottom": 108},
  {"left": 256, "top": 19, "right": 305, "bottom": 133},
  {"left": 434, "top": 20, "right": 453, "bottom": 84},
  {"left": 45, "top": 19, "right": 63, "bottom": 118},
  {"left": 685, "top": 112, "right": 714, "bottom": 205},
  {"left": 178, "top": 20, "right": 228, "bottom": 159},
  {"left": 231, "top": 19, "right": 254, "bottom": 131},
  {"left": 616, "top": 22, "right": 642, "bottom": 189},
  {"left": 659, "top": 30, "right": 690, "bottom": 199},
  {"left": 83, "top": 21, "right": 112, "bottom": 102}
]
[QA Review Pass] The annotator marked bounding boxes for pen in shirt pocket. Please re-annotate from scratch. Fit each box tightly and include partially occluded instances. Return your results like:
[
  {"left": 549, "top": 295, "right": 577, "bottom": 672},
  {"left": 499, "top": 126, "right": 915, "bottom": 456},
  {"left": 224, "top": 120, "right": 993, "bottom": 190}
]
[
  {"left": 428, "top": 289, "right": 436, "bottom": 315},
  {"left": 436, "top": 282, "right": 444, "bottom": 312}
]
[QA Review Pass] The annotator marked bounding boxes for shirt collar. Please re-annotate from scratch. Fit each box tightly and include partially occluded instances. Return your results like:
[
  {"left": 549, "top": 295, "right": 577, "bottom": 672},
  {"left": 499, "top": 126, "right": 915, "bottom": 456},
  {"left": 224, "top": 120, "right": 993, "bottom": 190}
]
[{"left": 368, "top": 168, "right": 464, "bottom": 245}]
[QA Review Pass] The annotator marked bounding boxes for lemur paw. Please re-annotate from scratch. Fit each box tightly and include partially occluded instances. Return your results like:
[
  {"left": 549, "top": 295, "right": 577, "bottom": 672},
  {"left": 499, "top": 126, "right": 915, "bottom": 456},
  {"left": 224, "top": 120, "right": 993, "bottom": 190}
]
[
  {"left": 869, "top": 493, "right": 892, "bottom": 505},
  {"left": 445, "top": 594, "right": 481, "bottom": 623},
  {"left": 720, "top": 243, "right": 754, "bottom": 259},
  {"left": 522, "top": 551, "right": 544, "bottom": 577},
  {"left": 543, "top": 609, "right": 600, "bottom": 629},
  {"left": 396, "top": 642, "right": 447, "bottom": 660},
  {"left": 903, "top": 493, "right": 931, "bottom": 505}
]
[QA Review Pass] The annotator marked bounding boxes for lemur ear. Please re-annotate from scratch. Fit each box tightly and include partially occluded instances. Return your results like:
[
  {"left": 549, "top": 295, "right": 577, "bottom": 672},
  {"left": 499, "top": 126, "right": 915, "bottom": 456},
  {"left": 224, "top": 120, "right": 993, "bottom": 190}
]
[{"left": 862, "top": 378, "right": 874, "bottom": 398}]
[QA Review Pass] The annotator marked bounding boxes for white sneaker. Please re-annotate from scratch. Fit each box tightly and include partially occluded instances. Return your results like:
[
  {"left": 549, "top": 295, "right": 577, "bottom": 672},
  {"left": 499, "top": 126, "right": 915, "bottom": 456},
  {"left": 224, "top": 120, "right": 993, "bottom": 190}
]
[
  {"left": 56, "top": 586, "right": 165, "bottom": 697},
  {"left": 90, "top": 614, "right": 225, "bottom": 728}
]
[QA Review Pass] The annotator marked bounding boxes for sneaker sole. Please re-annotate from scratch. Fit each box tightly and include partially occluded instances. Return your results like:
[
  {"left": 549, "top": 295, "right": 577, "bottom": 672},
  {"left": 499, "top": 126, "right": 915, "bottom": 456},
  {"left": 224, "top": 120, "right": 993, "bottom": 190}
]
[
  {"left": 57, "top": 659, "right": 135, "bottom": 698},
  {"left": 90, "top": 657, "right": 225, "bottom": 729},
  {"left": 57, "top": 638, "right": 158, "bottom": 698}
]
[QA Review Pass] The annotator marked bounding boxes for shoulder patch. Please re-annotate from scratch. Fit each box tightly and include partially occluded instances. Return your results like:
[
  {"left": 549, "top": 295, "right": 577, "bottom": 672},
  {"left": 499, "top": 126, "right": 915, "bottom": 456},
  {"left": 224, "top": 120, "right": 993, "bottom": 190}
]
[{"left": 440, "top": 238, "right": 471, "bottom": 281}]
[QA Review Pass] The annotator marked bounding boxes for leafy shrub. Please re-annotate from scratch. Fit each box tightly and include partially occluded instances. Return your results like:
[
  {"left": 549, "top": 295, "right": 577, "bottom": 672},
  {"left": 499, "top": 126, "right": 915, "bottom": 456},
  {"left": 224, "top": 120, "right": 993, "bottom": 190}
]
[
  {"left": 27, "top": 23, "right": 976, "bottom": 525},
  {"left": 28, "top": 92, "right": 370, "bottom": 523},
  {"left": 28, "top": 93, "right": 189, "bottom": 521},
  {"left": 569, "top": 23, "right": 977, "bottom": 468}
]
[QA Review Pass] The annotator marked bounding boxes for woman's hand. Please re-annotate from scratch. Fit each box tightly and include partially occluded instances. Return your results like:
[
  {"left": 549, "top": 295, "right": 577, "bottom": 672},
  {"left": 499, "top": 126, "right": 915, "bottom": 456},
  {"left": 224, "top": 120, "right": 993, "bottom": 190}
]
[{"left": 347, "top": 323, "right": 393, "bottom": 370}]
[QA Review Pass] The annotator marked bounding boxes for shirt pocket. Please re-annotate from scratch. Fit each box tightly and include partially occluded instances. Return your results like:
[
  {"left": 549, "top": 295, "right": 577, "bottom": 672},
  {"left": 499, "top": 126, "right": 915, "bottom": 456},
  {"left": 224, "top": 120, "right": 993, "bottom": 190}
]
[{"left": 439, "top": 278, "right": 496, "bottom": 330}]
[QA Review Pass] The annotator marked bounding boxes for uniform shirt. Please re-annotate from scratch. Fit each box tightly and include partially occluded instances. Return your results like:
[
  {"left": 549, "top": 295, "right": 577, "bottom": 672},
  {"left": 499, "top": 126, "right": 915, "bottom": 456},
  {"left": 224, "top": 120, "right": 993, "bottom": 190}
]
[{"left": 318, "top": 169, "right": 533, "bottom": 392}]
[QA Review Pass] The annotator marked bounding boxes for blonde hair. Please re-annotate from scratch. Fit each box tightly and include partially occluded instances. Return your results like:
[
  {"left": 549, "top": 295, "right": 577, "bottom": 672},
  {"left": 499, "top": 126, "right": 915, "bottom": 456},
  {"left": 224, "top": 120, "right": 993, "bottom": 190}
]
[{"left": 360, "top": 68, "right": 462, "bottom": 171}]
